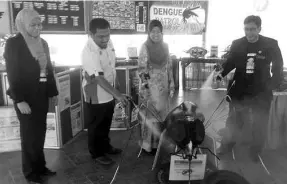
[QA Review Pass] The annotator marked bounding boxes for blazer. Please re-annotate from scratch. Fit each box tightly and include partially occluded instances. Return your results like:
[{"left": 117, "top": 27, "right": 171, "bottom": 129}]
[
  {"left": 4, "top": 33, "right": 58, "bottom": 104},
  {"left": 221, "top": 35, "right": 284, "bottom": 101}
]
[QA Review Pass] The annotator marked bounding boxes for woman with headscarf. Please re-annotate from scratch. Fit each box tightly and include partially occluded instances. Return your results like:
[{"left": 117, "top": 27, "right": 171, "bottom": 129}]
[
  {"left": 4, "top": 9, "right": 58, "bottom": 183},
  {"left": 138, "top": 20, "right": 175, "bottom": 155}
]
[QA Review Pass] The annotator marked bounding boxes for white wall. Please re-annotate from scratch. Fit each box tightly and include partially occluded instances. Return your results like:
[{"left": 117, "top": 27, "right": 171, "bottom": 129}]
[
  {"left": 206, "top": 0, "right": 254, "bottom": 52},
  {"left": 41, "top": 34, "right": 203, "bottom": 66},
  {"left": 206, "top": 0, "right": 286, "bottom": 66},
  {"left": 256, "top": 0, "right": 287, "bottom": 65},
  {"left": 14, "top": 0, "right": 287, "bottom": 67}
]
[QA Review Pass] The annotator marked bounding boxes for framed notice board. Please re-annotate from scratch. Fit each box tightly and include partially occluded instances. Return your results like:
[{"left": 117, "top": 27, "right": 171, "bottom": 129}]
[
  {"left": 86, "top": 1, "right": 149, "bottom": 34},
  {"left": 56, "top": 68, "right": 83, "bottom": 145},
  {"left": 9, "top": 0, "right": 86, "bottom": 34}
]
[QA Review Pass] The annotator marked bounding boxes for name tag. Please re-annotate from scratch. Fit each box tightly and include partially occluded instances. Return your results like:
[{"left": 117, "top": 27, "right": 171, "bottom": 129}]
[
  {"left": 247, "top": 53, "right": 256, "bottom": 57},
  {"left": 246, "top": 57, "right": 255, "bottom": 74},
  {"left": 39, "top": 78, "right": 47, "bottom": 82},
  {"left": 40, "top": 72, "right": 46, "bottom": 77}
]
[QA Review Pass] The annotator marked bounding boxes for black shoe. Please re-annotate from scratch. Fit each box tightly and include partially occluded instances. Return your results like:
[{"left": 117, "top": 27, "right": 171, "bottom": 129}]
[
  {"left": 95, "top": 155, "right": 114, "bottom": 165},
  {"left": 25, "top": 174, "right": 44, "bottom": 183},
  {"left": 106, "top": 147, "right": 122, "bottom": 155},
  {"left": 142, "top": 149, "right": 157, "bottom": 156},
  {"left": 41, "top": 168, "right": 56, "bottom": 177},
  {"left": 151, "top": 148, "right": 157, "bottom": 155}
]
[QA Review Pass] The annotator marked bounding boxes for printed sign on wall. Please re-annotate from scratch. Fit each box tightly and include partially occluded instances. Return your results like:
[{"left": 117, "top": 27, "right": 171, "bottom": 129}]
[
  {"left": 149, "top": 1, "right": 208, "bottom": 35},
  {"left": 44, "top": 113, "right": 60, "bottom": 148},
  {"left": 70, "top": 102, "right": 82, "bottom": 136},
  {"left": 58, "top": 74, "right": 71, "bottom": 112}
]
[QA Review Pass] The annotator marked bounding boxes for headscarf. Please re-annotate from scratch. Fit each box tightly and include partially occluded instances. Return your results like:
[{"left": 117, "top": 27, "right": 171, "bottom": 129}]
[
  {"left": 145, "top": 20, "right": 169, "bottom": 69},
  {"left": 15, "top": 8, "right": 47, "bottom": 72}
]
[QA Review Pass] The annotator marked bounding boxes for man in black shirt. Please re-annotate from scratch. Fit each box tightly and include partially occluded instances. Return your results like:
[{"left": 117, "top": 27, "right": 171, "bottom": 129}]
[{"left": 217, "top": 15, "right": 283, "bottom": 162}]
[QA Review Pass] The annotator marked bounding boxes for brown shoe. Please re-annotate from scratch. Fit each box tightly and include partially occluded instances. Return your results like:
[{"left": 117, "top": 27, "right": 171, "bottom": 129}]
[
  {"left": 25, "top": 174, "right": 45, "bottom": 183},
  {"left": 95, "top": 155, "right": 114, "bottom": 165}
]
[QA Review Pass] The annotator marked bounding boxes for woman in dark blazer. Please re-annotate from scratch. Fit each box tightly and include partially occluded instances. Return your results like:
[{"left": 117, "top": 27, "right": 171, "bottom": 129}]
[{"left": 4, "top": 9, "right": 58, "bottom": 183}]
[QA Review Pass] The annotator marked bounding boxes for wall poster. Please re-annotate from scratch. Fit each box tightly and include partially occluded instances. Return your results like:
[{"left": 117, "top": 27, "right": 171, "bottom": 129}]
[
  {"left": 58, "top": 74, "right": 71, "bottom": 112},
  {"left": 70, "top": 101, "right": 82, "bottom": 136},
  {"left": 10, "top": 0, "right": 86, "bottom": 34},
  {"left": 44, "top": 113, "right": 60, "bottom": 148},
  {"left": 88, "top": 1, "right": 149, "bottom": 34},
  {"left": 149, "top": 1, "right": 208, "bottom": 35}
]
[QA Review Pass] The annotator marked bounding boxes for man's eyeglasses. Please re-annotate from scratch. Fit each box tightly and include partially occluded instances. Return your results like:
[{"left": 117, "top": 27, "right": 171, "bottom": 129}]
[
  {"left": 150, "top": 31, "right": 162, "bottom": 35},
  {"left": 244, "top": 27, "right": 258, "bottom": 32}
]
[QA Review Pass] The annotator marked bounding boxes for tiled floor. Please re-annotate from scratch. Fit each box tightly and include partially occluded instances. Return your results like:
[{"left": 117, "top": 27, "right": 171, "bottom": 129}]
[
  {"left": 1, "top": 90, "right": 287, "bottom": 184},
  {"left": 0, "top": 130, "right": 156, "bottom": 184}
]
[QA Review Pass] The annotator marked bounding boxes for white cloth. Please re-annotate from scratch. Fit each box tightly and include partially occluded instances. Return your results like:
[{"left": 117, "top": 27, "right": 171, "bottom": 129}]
[{"left": 81, "top": 37, "right": 116, "bottom": 104}]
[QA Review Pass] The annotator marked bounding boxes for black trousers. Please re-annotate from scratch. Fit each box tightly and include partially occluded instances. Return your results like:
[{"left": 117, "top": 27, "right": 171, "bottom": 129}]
[
  {"left": 224, "top": 93, "right": 271, "bottom": 153},
  {"left": 14, "top": 83, "right": 49, "bottom": 177},
  {"left": 85, "top": 100, "right": 115, "bottom": 157}
]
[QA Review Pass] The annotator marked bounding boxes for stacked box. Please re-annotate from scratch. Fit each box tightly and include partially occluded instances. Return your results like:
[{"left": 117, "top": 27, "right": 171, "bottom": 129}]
[
  {"left": 0, "top": 107, "right": 21, "bottom": 153},
  {"left": 0, "top": 108, "right": 60, "bottom": 152}
]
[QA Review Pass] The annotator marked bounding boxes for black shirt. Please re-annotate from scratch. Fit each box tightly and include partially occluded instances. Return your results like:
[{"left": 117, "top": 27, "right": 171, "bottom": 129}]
[
  {"left": 221, "top": 35, "right": 283, "bottom": 101},
  {"left": 244, "top": 41, "right": 259, "bottom": 96}
]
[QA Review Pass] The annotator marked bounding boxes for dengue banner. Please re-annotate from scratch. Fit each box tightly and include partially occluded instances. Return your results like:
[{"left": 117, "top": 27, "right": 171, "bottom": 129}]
[{"left": 149, "top": 1, "right": 208, "bottom": 35}]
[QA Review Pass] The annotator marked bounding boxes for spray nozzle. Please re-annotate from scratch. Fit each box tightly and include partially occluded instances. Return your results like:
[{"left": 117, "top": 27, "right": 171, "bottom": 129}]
[{"left": 216, "top": 74, "right": 223, "bottom": 81}]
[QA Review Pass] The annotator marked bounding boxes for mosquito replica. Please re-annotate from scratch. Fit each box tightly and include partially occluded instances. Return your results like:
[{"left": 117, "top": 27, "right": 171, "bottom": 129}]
[{"left": 109, "top": 71, "right": 250, "bottom": 184}]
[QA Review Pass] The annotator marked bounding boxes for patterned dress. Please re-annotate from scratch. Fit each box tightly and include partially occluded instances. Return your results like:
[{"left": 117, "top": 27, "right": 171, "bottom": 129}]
[{"left": 138, "top": 43, "right": 174, "bottom": 152}]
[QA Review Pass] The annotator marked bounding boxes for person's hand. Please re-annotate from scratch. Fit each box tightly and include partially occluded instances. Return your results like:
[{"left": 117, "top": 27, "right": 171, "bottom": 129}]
[
  {"left": 17, "top": 101, "right": 31, "bottom": 114},
  {"left": 115, "top": 93, "right": 129, "bottom": 106},
  {"left": 215, "top": 72, "right": 223, "bottom": 81},
  {"left": 50, "top": 96, "right": 58, "bottom": 106}
]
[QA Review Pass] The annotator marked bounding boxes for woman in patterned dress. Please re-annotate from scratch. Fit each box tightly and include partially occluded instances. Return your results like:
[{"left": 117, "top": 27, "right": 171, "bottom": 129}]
[{"left": 138, "top": 20, "right": 175, "bottom": 155}]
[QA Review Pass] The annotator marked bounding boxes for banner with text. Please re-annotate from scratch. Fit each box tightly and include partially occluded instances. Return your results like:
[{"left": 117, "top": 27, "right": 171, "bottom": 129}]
[{"left": 149, "top": 1, "right": 208, "bottom": 35}]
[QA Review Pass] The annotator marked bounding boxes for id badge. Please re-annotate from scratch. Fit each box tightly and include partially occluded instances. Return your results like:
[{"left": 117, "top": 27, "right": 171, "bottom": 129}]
[{"left": 246, "top": 53, "right": 256, "bottom": 74}]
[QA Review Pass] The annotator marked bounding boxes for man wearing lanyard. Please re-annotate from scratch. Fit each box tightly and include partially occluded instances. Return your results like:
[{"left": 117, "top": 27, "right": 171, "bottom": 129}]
[
  {"left": 216, "top": 15, "right": 283, "bottom": 162},
  {"left": 81, "top": 18, "right": 128, "bottom": 165}
]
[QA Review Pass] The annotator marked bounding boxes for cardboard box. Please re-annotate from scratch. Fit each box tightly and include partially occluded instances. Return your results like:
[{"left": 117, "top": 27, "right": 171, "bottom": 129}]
[
  {"left": 0, "top": 139, "right": 21, "bottom": 153},
  {"left": 0, "top": 107, "right": 19, "bottom": 128},
  {"left": 0, "top": 107, "right": 20, "bottom": 145},
  {"left": 0, "top": 126, "right": 20, "bottom": 141}
]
